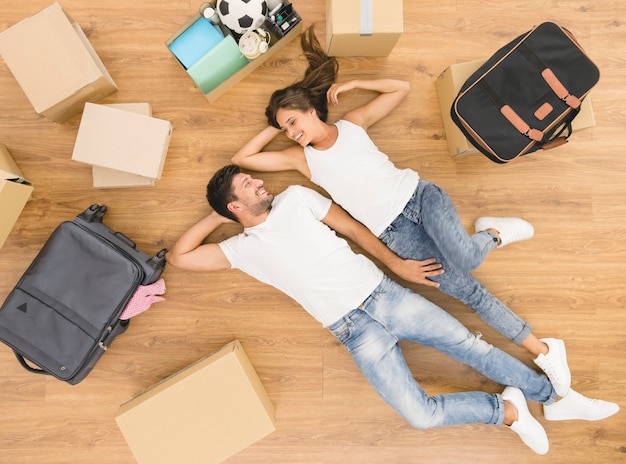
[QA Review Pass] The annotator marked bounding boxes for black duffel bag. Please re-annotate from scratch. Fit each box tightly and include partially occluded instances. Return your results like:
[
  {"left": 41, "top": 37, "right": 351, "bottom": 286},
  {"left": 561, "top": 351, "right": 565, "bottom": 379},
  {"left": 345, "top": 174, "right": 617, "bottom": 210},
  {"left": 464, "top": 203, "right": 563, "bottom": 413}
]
[{"left": 451, "top": 22, "right": 599, "bottom": 163}]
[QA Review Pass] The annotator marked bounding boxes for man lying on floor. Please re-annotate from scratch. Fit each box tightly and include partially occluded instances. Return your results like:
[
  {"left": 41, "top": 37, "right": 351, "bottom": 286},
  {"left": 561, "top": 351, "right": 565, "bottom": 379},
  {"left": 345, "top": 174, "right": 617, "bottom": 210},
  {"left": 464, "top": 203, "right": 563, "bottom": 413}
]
[{"left": 166, "top": 165, "right": 619, "bottom": 455}]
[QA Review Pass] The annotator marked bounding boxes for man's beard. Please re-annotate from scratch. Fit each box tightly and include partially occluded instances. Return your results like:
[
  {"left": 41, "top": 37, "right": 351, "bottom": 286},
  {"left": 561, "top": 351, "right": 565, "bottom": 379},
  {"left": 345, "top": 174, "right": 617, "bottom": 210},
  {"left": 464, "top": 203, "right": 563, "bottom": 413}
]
[{"left": 246, "top": 195, "right": 274, "bottom": 217}]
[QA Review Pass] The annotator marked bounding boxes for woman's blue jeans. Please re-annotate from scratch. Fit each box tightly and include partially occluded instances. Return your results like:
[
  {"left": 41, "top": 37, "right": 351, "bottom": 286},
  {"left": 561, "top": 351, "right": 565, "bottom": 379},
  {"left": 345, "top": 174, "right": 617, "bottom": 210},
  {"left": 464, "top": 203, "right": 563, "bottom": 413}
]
[
  {"left": 379, "top": 180, "right": 532, "bottom": 345},
  {"left": 327, "top": 276, "right": 556, "bottom": 429}
]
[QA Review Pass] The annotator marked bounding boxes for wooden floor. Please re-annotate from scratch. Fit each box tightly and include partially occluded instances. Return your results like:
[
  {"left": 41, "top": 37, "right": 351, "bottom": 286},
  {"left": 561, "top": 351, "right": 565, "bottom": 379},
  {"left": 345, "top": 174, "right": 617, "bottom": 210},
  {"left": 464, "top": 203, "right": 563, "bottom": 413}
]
[{"left": 1, "top": 1, "right": 625, "bottom": 463}]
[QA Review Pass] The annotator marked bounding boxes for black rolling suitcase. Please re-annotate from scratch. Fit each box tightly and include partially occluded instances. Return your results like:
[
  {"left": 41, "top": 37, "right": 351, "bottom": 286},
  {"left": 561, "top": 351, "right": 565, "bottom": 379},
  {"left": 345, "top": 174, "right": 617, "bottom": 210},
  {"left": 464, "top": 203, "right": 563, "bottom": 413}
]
[
  {"left": 0, "top": 204, "right": 167, "bottom": 385},
  {"left": 451, "top": 22, "right": 599, "bottom": 163}
]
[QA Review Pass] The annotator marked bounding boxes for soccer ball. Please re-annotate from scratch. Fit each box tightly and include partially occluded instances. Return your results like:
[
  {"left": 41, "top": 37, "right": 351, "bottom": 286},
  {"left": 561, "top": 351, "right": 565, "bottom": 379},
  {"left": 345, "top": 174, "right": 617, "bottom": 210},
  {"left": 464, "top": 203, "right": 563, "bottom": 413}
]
[{"left": 217, "top": 0, "right": 268, "bottom": 35}]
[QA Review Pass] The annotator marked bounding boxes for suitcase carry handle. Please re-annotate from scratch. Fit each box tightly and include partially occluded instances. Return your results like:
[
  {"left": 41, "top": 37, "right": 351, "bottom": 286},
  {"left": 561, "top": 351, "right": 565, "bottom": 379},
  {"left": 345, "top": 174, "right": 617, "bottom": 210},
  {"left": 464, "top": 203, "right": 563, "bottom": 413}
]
[
  {"left": 517, "top": 43, "right": 582, "bottom": 109},
  {"left": 541, "top": 69, "right": 581, "bottom": 108},
  {"left": 500, "top": 105, "right": 544, "bottom": 141},
  {"left": 479, "top": 81, "right": 545, "bottom": 142},
  {"left": 111, "top": 231, "right": 136, "bottom": 249},
  {"left": 479, "top": 80, "right": 576, "bottom": 146},
  {"left": 14, "top": 351, "right": 50, "bottom": 376}
]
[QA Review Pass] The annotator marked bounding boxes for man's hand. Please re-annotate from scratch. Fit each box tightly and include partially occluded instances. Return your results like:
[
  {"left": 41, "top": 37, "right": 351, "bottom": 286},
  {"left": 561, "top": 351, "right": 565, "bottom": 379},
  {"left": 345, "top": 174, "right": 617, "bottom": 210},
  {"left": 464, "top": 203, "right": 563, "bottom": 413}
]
[
  {"left": 166, "top": 211, "right": 234, "bottom": 272},
  {"left": 391, "top": 257, "right": 444, "bottom": 288},
  {"left": 208, "top": 210, "right": 235, "bottom": 225},
  {"left": 322, "top": 202, "right": 445, "bottom": 288}
]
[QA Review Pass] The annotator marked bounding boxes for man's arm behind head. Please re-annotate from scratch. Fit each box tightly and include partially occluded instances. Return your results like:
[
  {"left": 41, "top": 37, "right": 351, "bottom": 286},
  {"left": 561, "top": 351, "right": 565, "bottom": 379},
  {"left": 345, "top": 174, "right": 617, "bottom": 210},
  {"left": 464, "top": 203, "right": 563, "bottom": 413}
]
[{"left": 166, "top": 211, "right": 233, "bottom": 272}]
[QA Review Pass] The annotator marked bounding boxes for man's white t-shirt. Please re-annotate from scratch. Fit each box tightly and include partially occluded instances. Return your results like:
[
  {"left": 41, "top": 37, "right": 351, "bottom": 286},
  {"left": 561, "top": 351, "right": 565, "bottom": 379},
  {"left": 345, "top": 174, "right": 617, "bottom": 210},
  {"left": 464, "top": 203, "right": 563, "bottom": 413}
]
[
  {"left": 304, "top": 119, "right": 419, "bottom": 236},
  {"left": 219, "top": 185, "right": 383, "bottom": 327}
]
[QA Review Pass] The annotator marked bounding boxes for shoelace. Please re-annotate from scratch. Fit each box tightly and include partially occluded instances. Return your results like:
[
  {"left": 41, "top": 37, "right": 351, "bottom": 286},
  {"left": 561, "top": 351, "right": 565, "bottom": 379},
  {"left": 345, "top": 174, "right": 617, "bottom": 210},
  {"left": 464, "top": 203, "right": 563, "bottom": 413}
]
[{"left": 541, "top": 358, "right": 564, "bottom": 383}]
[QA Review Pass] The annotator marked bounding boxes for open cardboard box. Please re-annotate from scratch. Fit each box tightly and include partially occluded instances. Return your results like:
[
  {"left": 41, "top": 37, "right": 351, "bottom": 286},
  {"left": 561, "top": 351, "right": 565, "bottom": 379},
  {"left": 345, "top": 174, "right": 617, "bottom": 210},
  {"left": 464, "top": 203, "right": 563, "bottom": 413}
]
[
  {"left": 71, "top": 103, "right": 172, "bottom": 182},
  {"left": 166, "top": 4, "right": 303, "bottom": 103},
  {"left": 0, "top": 144, "right": 33, "bottom": 249},
  {"left": 326, "top": 0, "right": 403, "bottom": 56},
  {"left": 436, "top": 58, "right": 596, "bottom": 158},
  {"left": 116, "top": 340, "right": 276, "bottom": 464},
  {"left": 0, "top": 2, "right": 117, "bottom": 123}
]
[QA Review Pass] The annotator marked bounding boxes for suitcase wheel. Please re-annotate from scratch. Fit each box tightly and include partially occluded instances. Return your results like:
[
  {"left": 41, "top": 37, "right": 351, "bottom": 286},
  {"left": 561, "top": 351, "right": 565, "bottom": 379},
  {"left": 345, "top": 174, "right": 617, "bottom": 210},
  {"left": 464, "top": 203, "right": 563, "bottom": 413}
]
[
  {"left": 78, "top": 204, "right": 107, "bottom": 223},
  {"left": 148, "top": 248, "right": 168, "bottom": 270}
]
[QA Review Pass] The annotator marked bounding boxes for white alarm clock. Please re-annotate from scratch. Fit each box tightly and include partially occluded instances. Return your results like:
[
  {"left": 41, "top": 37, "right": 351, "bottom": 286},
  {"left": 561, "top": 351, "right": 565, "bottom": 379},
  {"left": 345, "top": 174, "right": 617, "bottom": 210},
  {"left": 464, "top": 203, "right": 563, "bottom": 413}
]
[{"left": 238, "top": 29, "right": 270, "bottom": 59}]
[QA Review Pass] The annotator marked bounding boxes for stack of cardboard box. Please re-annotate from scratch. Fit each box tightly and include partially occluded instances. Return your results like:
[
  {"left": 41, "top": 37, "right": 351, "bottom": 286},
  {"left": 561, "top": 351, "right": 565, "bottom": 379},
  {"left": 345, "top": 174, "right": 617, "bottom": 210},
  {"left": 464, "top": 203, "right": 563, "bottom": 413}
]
[
  {"left": 71, "top": 103, "right": 172, "bottom": 188},
  {"left": 0, "top": 2, "right": 175, "bottom": 245}
]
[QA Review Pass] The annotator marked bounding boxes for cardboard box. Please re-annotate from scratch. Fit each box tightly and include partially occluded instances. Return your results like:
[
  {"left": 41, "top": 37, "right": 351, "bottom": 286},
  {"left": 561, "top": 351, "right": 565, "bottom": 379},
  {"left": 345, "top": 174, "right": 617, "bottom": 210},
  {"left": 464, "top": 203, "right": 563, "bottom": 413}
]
[
  {"left": 0, "top": 3, "right": 117, "bottom": 123},
  {"left": 116, "top": 340, "right": 276, "bottom": 464},
  {"left": 92, "top": 104, "right": 156, "bottom": 188},
  {"left": 71, "top": 103, "right": 172, "bottom": 181},
  {"left": 326, "top": 0, "right": 403, "bottom": 56},
  {"left": 435, "top": 59, "right": 596, "bottom": 157},
  {"left": 0, "top": 144, "right": 33, "bottom": 249},
  {"left": 166, "top": 9, "right": 303, "bottom": 103}
]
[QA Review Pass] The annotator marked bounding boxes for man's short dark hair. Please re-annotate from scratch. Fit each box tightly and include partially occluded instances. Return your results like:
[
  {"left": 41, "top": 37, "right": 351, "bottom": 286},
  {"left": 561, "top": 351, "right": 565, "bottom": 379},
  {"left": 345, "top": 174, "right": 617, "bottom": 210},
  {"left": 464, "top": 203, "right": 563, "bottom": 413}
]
[{"left": 206, "top": 164, "right": 241, "bottom": 222}]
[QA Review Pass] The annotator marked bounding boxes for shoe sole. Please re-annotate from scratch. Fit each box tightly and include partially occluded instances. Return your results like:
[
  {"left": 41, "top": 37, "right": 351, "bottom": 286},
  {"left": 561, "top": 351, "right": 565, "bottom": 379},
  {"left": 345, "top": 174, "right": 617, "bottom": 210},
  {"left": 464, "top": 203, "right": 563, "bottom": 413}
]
[{"left": 544, "top": 403, "right": 620, "bottom": 421}]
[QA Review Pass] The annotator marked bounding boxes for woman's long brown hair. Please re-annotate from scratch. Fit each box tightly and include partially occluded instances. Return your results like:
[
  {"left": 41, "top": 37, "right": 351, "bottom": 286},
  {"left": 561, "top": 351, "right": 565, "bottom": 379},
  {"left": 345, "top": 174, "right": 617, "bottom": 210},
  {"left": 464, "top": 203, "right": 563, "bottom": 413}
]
[{"left": 265, "top": 25, "right": 339, "bottom": 128}]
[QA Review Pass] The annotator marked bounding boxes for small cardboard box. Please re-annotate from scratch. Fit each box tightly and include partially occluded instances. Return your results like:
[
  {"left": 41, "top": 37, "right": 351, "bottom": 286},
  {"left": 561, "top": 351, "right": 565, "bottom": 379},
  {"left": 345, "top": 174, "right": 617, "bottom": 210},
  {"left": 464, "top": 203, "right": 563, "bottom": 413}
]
[
  {"left": 92, "top": 103, "right": 156, "bottom": 188},
  {"left": 71, "top": 103, "right": 172, "bottom": 181},
  {"left": 326, "top": 0, "right": 403, "bottom": 56},
  {"left": 116, "top": 340, "right": 276, "bottom": 464},
  {"left": 435, "top": 59, "right": 596, "bottom": 157},
  {"left": 166, "top": 9, "right": 303, "bottom": 103},
  {"left": 0, "top": 3, "right": 117, "bottom": 123},
  {"left": 0, "top": 144, "right": 33, "bottom": 249}
]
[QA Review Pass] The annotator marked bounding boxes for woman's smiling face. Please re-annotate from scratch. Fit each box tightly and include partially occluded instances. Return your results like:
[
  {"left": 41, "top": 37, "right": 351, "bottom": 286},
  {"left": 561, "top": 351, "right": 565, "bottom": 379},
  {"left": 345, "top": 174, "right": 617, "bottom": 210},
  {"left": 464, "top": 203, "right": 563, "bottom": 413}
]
[{"left": 276, "top": 107, "right": 319, "bottom": 146}]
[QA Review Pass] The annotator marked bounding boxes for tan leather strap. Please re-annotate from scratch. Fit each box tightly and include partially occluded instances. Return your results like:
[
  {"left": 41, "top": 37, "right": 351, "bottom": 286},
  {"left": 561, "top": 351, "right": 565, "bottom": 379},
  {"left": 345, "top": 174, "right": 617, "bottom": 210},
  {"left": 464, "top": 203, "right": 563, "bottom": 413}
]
[
  {"left": 500, "top": 105, "right": 544, "bottom": 141},
  {"left": 541, "top": 69, "right": 581, "bottom": 108}
]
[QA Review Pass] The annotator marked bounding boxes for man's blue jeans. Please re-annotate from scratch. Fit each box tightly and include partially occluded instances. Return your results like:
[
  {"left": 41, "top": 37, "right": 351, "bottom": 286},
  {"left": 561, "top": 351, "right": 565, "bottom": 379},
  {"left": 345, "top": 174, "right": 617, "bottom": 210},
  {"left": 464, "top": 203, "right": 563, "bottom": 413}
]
[
  {"left": 379, "top": 179, "right": 532, "bottom": 345},
  {"left": 327, "top": 276, "right": 557, "bottom": 429}
]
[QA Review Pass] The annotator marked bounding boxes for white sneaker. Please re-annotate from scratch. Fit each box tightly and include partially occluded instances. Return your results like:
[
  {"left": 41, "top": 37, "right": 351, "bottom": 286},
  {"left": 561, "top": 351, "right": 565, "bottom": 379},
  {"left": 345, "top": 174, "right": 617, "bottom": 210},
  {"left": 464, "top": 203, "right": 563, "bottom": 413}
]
[
  {"left": 502, "top": 386, "right": 549, "bottom": 455},
  {"left": 475, "top": 217, "right": 534, "bottom": 248},
  {"left": 533, "top": 338, "right": 571, "bottom": 397},
  {"left": 544, "top": 389, "right": 620, "bottom": 421}
]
